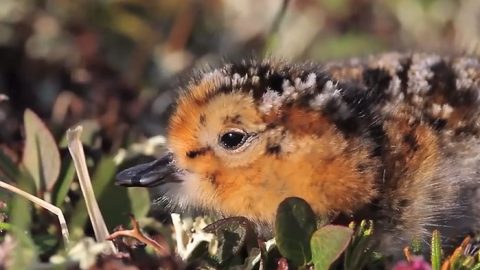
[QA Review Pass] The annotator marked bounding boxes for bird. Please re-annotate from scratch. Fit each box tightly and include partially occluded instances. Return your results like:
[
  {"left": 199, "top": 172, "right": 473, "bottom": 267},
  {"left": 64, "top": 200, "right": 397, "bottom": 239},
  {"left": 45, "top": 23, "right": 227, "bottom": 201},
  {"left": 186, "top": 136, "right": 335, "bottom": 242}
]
[{"left": 116, "top": 52, "right": 480, "bottom": 254}]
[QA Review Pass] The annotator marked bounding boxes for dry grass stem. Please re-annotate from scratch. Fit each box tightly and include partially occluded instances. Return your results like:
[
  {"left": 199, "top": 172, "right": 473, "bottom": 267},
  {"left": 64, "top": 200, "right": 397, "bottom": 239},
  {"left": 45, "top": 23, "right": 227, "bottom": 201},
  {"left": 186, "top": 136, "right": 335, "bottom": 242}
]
[
  {"left": 0, "top": 180, "right": 69, "bottom": 245},
  {"left": 66, "top": 126, "right": 117, "bottom": 253}
]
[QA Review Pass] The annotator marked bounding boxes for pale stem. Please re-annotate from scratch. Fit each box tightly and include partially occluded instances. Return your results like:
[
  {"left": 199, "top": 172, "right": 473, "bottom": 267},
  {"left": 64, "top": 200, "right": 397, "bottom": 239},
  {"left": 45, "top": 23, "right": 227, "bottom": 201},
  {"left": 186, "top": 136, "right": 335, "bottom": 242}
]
[
  {"left": 0, "top": 180, "right": 70, "bottom": 245},
  {"left": 66, "top": 126, "right": 117, "bottom": 253}
]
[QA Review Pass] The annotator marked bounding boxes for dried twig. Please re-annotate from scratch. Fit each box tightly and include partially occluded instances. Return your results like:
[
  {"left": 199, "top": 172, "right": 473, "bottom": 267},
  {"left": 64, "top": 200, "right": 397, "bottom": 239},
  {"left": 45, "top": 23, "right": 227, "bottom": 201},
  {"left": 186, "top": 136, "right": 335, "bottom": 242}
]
[{"left": 106, "top": 215, "right": 170, "bottom": 257}]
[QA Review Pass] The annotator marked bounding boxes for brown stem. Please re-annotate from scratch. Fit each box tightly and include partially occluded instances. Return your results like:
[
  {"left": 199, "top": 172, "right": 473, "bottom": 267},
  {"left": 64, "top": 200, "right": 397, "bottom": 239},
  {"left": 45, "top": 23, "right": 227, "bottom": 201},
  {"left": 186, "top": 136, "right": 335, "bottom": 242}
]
[{"left": 107, "top": 215, "right": 171, "bottom": 257}]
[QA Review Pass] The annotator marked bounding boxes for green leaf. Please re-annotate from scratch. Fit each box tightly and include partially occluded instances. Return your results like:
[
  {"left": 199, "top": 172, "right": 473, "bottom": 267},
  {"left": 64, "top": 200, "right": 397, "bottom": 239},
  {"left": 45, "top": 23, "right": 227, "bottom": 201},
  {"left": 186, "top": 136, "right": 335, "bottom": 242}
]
[
  {"left": 53, "top": 161, "right": 76, "bottom": 207},
  {"left": 6, "top": 169, "right": 38, "bottom": 269},
  {"left": 22, "top": 109, "right": 61, "bottom": 193},
  {"left": 431, "top": 230, "right": 442, "bottom": 270},
  {"left": 275, "top": 197, "right": 317, "bottom": 266},
  {"left": 310, "top": 225, "right": 353, "bottom": 270}
]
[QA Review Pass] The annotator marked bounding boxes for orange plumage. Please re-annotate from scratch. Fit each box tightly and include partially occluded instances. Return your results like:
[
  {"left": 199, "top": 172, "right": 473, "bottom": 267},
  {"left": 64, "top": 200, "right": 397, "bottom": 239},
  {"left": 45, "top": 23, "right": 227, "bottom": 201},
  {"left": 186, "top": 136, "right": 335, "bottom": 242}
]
[{"left": 117, "top": 53, "right": 480, "bottom": 254}]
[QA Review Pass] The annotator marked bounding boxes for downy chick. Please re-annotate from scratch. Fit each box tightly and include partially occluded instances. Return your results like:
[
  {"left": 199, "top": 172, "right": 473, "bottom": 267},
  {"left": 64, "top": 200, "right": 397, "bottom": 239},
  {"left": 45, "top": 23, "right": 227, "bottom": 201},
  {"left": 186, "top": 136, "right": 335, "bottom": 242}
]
[{"left": 117, "top": 53, "right": 480, "bottom": 253}]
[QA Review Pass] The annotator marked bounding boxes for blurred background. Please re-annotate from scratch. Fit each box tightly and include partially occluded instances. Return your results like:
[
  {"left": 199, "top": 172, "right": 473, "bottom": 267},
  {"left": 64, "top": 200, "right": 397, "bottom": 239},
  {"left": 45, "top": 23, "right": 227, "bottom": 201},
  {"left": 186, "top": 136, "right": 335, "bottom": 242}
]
[
  {"left": 1, "top": 0, "right": 480, "bottom": 267},
  {"left": 1, "top": 0, "right": 480, "bottom": 151}
]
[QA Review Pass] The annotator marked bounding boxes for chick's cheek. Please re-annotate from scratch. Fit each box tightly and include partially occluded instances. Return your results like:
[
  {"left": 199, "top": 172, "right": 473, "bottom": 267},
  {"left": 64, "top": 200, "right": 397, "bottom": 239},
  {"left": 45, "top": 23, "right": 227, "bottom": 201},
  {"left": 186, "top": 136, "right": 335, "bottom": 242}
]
[
  {"left": 177, "top": 153, "right": 220, "bottom": 182},
  {"left": 209, "top": 133, "right": 378, "bottom": 224}
]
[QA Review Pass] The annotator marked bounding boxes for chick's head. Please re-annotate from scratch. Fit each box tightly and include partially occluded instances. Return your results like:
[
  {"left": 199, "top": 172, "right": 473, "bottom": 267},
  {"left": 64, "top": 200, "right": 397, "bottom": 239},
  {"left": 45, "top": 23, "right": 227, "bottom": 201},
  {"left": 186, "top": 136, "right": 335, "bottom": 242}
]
[{"left": 118, "top": 60, "right": 380, "bottom": 225}]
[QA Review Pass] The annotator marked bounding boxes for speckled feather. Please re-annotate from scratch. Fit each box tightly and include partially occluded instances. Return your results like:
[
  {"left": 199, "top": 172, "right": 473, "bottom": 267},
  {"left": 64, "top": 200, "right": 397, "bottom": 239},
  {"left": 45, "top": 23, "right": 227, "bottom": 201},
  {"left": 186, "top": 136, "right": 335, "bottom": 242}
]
[{"left": 122, "top": 52, "right": 480, "bottom": 255}]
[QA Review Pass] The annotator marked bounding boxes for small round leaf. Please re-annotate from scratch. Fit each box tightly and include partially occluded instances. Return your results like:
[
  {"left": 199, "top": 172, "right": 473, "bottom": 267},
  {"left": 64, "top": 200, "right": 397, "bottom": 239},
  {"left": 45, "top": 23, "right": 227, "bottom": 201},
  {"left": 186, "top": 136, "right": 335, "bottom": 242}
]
[
  {"left": 275, "top": 197, "right": 317, "bottom": 266},
  {"left": 310, "top": 225, "right": 353, "bottom": 270}
]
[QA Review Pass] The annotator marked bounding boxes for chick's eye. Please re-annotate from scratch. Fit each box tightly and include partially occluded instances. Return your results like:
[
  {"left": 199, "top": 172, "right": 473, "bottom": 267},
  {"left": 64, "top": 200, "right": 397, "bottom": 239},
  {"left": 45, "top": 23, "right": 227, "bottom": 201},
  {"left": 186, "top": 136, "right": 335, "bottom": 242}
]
[{"left": 219, "top": 131, "right": 247, "bottom": 150}]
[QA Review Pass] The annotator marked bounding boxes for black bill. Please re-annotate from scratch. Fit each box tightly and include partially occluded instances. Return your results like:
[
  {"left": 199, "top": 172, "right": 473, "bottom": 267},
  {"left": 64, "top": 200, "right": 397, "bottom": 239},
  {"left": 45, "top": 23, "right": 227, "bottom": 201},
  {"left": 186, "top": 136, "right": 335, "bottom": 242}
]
[{"left": 115, "top": 152, "right": 182, "bottom": 187}]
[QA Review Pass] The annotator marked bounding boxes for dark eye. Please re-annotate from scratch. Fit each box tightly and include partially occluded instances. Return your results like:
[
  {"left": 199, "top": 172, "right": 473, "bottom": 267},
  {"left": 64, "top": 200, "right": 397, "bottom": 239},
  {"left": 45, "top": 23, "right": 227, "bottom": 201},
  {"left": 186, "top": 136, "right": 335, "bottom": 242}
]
[{"left": 219, "top": 130, "right": 247, "bottom": 150}]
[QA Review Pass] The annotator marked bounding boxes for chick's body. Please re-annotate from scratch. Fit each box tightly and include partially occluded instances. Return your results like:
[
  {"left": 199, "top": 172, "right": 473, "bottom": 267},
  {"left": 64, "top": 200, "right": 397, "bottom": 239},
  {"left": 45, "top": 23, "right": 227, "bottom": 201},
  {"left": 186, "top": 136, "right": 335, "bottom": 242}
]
[{"left": 119, "top": 52, "right": 480, "bottom": 252}]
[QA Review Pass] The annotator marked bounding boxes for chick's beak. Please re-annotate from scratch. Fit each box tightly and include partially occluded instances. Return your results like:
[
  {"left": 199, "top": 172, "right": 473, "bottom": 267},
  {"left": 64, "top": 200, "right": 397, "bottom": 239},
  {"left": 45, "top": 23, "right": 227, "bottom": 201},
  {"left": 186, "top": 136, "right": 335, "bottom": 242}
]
[{"left": 115, "top": 152, "right": 182, "bottom": 187}]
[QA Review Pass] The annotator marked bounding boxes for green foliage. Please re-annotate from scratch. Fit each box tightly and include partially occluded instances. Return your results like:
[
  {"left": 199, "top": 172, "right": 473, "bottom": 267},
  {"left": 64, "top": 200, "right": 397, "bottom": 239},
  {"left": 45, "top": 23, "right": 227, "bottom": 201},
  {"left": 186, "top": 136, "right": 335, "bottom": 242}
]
[
  {"left": 343, "top": 220, "right": 377, "bottom": 269},
  {"left": 398, "top": 231, "right": 480, "bottom": 270},
  {"left": 53, "top": 161, "right": 75, "bottom": 207},
  {"left": 275, "top": 197, "right": 318, "bottom": 266},
  {"left": 0, "top": 109, "right": 155, "bottom": 268},
  {"left": 6, "top": 169, "right": 38, "bottom": 269},
  {"left": 274, "top": 197, "right": 362, "bottom": 269},
  {"left": 311, "top": 225, "right": 353, "bottom": 270},
  {"left": 436, "top": 233, "right": 480, "bottom": 270},
  {"left": 431, "top": 230, "right": 442, "bottom": 270},
  {"left": 23, "top": 109, "right": 61, "bottom": 194}
]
